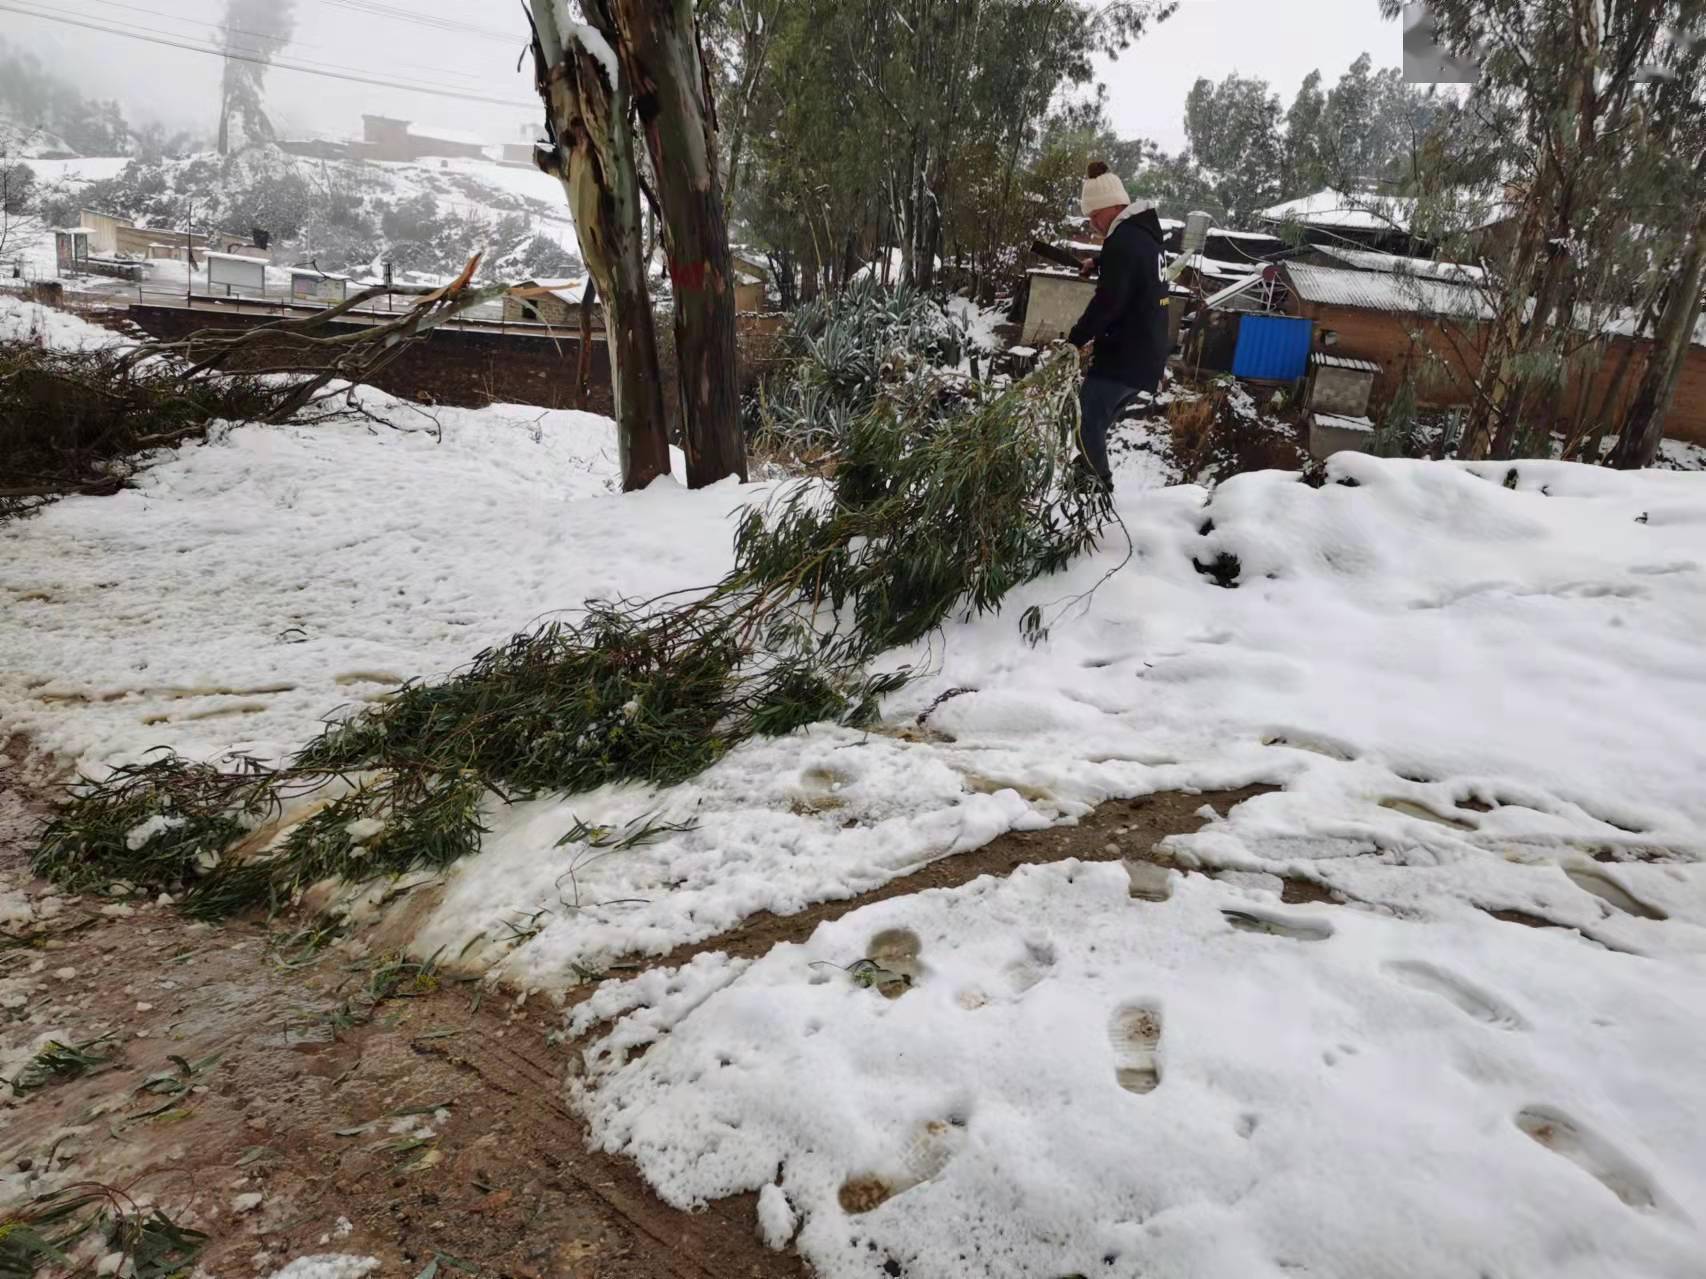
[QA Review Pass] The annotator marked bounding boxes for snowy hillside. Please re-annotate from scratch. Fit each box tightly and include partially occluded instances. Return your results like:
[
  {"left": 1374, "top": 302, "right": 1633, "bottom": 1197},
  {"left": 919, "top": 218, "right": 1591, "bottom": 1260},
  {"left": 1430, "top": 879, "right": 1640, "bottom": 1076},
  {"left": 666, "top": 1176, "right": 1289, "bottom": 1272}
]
[
  {"left": 4, "top": 293, "right": 1705, "bottom": 1277},
  {"left": 13, "top": 144, "right": 579, "bottom": 281}
]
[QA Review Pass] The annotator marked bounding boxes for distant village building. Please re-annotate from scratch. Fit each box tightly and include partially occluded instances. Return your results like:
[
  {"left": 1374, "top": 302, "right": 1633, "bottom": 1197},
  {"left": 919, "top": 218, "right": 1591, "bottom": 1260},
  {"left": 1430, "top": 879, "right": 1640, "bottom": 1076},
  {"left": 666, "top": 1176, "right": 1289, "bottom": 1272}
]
[
  {"left": 352, "top": 115, "right": 492, "bottom": 163},
  {"left": 78, "top": 209, "right": 259, "bottom": 260},
  {"left": 502, "top": 121, "right": 547, "bottom": 168},
  {"left": 502, "top": 279, "right": 600, "bottom": 327}
]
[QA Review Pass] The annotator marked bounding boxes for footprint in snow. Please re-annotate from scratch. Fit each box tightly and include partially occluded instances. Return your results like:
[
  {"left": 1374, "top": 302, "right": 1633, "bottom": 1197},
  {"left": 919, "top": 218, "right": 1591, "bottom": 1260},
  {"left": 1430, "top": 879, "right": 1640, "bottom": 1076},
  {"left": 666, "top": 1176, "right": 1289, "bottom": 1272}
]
[
  {"left": 1564, "top": 867, "right": 1667, "bottom": 921},
  {"left": 1259, "top": 731, "right": 1356, "bottom": 762},
  {"left": 865, "top": 928, "right": 925, "bottom": 998},
  {"left": 1004, "top": 938, "right": 1056, "bottom": 995},
  {"left": 838, "top": 1115, "right": 968, "bottom": 1215},
  {"left": 1378, "top": 798, "right": 1478, "bottom": 831},
  {"left": 1383, "top": 959, "right": 1527, "bottom": 1030},
  {"left": 1221, "top": 908, "right": 1333, "bottom": 942},
  {"left": 1515, "top": 1106, "right": 1657, "bottom": 1211},
  {"left": 1108, "top": 1003, "right": 1163, "bottom": 1094}
]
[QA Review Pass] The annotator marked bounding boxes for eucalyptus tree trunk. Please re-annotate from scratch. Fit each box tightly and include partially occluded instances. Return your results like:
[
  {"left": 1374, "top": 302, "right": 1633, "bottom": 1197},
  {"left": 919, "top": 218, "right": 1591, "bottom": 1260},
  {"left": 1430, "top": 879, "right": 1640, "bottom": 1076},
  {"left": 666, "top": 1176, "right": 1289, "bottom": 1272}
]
[
  {"left": 529, "top": 0, "right": 670, "bottom": 491},
  {"left": 1610, "top": 220, "right": 1706, "bottom": 469},
  {"left": 615, "top": 0, "right": 748, "bottom": 486}
]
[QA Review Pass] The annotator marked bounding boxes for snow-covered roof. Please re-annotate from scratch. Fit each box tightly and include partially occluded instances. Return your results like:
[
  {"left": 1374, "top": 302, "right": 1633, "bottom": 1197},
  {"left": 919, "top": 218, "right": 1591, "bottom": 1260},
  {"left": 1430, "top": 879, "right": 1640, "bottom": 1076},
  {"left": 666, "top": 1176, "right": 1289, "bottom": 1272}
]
[
  {"left": 1313, "top": 412, "right": 1375, "bottom": 432},
  {"left": 1208, "top": 227, "right": 1288, "bottom": 242},
  {"left": 1192, "top": 255, "right": 1263, "bottom": 278},
  {"left": 1284, "top": 262, "right": 1488, "bottom": 318},
  {"left": 517, "top": 277, "right": 588, "bottom": 305},
  {"left": 1258, "top": 187, "right": 1417, "bottom": 232},
  {"left": 412, "top": 125, "right": 491, "bottom": 149},
  {"left": 204, "top": 250, "right": 269, "bottom": 263},
  {"left": 1312, "top": 244, "right": 1486, "bottom": 283}
]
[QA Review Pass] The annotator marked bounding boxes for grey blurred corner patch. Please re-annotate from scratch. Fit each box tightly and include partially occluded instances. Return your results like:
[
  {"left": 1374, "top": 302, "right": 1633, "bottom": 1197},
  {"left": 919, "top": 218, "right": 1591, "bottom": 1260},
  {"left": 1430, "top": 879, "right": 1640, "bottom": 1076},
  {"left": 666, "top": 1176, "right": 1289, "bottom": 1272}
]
[{"left": 1403, "top": 1, "right": 1480, "bottom": 83}]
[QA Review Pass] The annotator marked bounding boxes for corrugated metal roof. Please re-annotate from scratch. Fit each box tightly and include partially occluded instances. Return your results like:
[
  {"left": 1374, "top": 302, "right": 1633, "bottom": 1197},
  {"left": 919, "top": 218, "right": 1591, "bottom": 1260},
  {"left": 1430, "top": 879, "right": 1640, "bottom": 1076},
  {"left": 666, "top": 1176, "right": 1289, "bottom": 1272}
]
[
  {"left": 1284, "top": 263, "right": 1490, "bottom": 319},
  {"left": 1311, "top": 353, "right": 1382, "bottom": 373}
]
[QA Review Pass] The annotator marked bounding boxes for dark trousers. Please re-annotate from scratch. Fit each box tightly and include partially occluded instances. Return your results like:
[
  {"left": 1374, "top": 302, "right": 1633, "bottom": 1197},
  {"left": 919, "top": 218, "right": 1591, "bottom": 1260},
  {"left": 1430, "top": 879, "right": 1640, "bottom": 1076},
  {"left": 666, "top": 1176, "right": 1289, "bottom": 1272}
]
[{"left": 1076, "top": 375, "right": 1142, "bottom": 487}]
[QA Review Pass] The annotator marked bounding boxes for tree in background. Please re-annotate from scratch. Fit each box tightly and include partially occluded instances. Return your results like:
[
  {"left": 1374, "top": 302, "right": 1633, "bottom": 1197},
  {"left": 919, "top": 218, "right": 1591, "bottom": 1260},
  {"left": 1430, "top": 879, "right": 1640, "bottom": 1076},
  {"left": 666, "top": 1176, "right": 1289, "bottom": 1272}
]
[
  {"left": 1128, "top": 56, "right": 1434, "bottom": 231},
  {"left": 216, "top": 0, "right": 296, "bottom": 156},
  {"left": 0, "top": 152, "right": 34, "bottom": 260},
  {"left": 0, "top": 39, "right": 130, "bottom": 156},
  {"left": 729, "top": 0, "right": 1176, "bottom": 299},
  {"left": 1181, "top": 74, "right": 1287, "bottom": 221}
]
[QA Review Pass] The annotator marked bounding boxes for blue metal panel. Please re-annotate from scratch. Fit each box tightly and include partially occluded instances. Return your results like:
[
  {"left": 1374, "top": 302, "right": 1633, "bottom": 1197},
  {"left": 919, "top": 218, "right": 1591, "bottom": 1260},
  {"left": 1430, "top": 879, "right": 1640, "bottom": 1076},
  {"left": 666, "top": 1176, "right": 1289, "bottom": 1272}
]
[{"left": 1231, "top": 315, "right": 1314, "bottom": 380}]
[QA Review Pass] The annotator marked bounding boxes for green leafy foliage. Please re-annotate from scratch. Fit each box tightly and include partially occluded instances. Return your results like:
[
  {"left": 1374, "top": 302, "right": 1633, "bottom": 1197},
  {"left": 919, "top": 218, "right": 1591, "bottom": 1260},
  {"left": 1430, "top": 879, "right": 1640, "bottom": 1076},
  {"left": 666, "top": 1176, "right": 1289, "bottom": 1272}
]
[
  {"left": 6, "top": 1038, "right": 118, "bottom": 1094},
  {"left": 34, "top": 352, "right": 1107, "bottom": 920},
  {"left": 0, "top": 1184, "right": 207, "bottom": 1279}
]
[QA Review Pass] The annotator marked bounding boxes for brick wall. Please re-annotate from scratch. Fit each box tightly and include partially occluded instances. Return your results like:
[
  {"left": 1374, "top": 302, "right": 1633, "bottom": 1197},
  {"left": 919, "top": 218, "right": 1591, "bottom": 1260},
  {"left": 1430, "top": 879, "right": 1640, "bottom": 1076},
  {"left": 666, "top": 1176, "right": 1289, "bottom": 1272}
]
[
  {"left": 126, "top": 305, "right": 615, "bottom": 417},
  {"left": 1291, "top": 300, "right": 1706, "bottom": 447}
]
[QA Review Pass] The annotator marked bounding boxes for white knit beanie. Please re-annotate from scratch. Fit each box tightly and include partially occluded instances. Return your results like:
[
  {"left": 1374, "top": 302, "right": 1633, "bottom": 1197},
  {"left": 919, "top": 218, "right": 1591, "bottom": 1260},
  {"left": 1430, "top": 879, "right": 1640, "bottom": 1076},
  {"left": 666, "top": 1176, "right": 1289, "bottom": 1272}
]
[{"left": 1080, "top": 162, "right": 1131, "bottom": 217}]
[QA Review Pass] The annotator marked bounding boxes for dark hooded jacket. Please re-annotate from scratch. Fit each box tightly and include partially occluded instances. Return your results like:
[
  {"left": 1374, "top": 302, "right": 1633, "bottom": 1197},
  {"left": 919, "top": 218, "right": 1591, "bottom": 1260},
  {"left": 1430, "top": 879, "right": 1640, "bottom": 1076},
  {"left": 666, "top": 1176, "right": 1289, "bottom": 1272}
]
[{"left": 1066, "top": 206, "right": 1170, "bottom": 390}]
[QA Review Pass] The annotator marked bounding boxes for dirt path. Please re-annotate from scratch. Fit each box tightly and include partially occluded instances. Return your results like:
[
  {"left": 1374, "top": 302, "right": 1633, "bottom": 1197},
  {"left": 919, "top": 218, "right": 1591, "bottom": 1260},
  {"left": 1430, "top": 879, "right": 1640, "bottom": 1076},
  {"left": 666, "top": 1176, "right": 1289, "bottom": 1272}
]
[{"left": 0, "top": 748, "right": 1278, "bottom": 1278}]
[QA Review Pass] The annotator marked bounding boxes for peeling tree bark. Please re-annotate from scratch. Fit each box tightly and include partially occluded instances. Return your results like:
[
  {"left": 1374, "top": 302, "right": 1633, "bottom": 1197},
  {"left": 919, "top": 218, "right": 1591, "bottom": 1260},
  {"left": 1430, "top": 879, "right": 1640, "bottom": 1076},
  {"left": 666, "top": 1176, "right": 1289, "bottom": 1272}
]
[
  {"left": 529, "top": 0, "right": 670, "bottom": 492},
  {"left": 614, "top": 0, "right": 748, "bottom": 487}
]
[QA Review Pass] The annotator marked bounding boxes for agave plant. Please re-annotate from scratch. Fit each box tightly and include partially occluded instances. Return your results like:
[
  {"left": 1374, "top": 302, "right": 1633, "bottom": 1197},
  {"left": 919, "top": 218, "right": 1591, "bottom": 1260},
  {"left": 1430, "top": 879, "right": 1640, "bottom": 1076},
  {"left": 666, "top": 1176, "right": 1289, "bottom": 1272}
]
[{"left": 752, "top": 279, "right": 970, "bottom": 457}]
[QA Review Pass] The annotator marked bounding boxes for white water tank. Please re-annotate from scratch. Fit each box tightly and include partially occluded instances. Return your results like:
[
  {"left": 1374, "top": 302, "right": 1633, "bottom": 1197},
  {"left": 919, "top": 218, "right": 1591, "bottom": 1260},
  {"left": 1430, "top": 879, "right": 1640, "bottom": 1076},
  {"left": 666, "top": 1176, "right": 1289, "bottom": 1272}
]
[{"left": 1183, "top": 210, "right": 1213, "bottom": 255}]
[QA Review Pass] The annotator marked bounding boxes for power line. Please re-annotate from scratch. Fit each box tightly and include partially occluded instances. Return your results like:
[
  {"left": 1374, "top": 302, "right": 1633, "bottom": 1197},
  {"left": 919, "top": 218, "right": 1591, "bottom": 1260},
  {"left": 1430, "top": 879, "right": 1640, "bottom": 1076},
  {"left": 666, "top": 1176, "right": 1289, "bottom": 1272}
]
[
  {"left": 0, "top": 1, "right": 539, "bottom": 110},
  {"left": 316, "top": 0, "right": 516, "bottom": 43},
  {"left": 73, "top": 0, "right": 499, "bottom": 85}
]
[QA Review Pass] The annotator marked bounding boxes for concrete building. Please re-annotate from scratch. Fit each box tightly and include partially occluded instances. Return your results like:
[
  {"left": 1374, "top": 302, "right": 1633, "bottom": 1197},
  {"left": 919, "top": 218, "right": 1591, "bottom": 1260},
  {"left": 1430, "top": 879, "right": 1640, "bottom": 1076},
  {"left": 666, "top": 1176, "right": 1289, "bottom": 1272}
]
[{"left": 79, "top": 210, "right": 260, "bottom": 260}]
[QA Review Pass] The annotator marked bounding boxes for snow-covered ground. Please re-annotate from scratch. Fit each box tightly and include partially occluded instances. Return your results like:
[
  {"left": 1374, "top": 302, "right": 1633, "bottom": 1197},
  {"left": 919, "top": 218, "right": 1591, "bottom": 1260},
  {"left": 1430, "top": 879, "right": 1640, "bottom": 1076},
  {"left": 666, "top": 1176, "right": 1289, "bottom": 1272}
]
[
  {"left": 0, "top": 297, "right": 729, "bottom": 773},
  {"left": 566, "top": 455, "right": 1706, "bottom": 1278},
  {"left": 5, "top": 293, "right": 1706, "bottom": 1277}
]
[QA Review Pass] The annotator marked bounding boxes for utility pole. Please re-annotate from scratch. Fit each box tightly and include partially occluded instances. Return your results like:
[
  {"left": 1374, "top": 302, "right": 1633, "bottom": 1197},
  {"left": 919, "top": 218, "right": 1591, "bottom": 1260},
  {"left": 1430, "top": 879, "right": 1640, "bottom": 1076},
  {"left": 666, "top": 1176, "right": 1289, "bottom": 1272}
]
[{"left": 184, "top": 198, "right": 195, "bottom": 306}]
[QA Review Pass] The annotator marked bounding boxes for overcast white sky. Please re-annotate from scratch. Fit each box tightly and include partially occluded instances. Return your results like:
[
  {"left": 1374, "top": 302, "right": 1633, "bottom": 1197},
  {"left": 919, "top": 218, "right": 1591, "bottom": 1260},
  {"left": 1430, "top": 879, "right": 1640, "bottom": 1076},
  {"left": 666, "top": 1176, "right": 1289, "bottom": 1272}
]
[
  {"left": 3, "top": 0, "right": 1401, "bottom": 154},
  {"left": 1099, "top": 0, "right": 1403, "bottom": 151}
]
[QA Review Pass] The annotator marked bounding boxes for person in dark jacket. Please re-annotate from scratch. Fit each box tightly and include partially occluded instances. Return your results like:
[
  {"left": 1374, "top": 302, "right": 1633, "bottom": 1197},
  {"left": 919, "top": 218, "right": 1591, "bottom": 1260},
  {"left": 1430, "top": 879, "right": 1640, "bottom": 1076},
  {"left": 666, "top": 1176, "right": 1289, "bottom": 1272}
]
[{"left": 1065, "top": 161, "right": 1171, "bottom": 489}]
